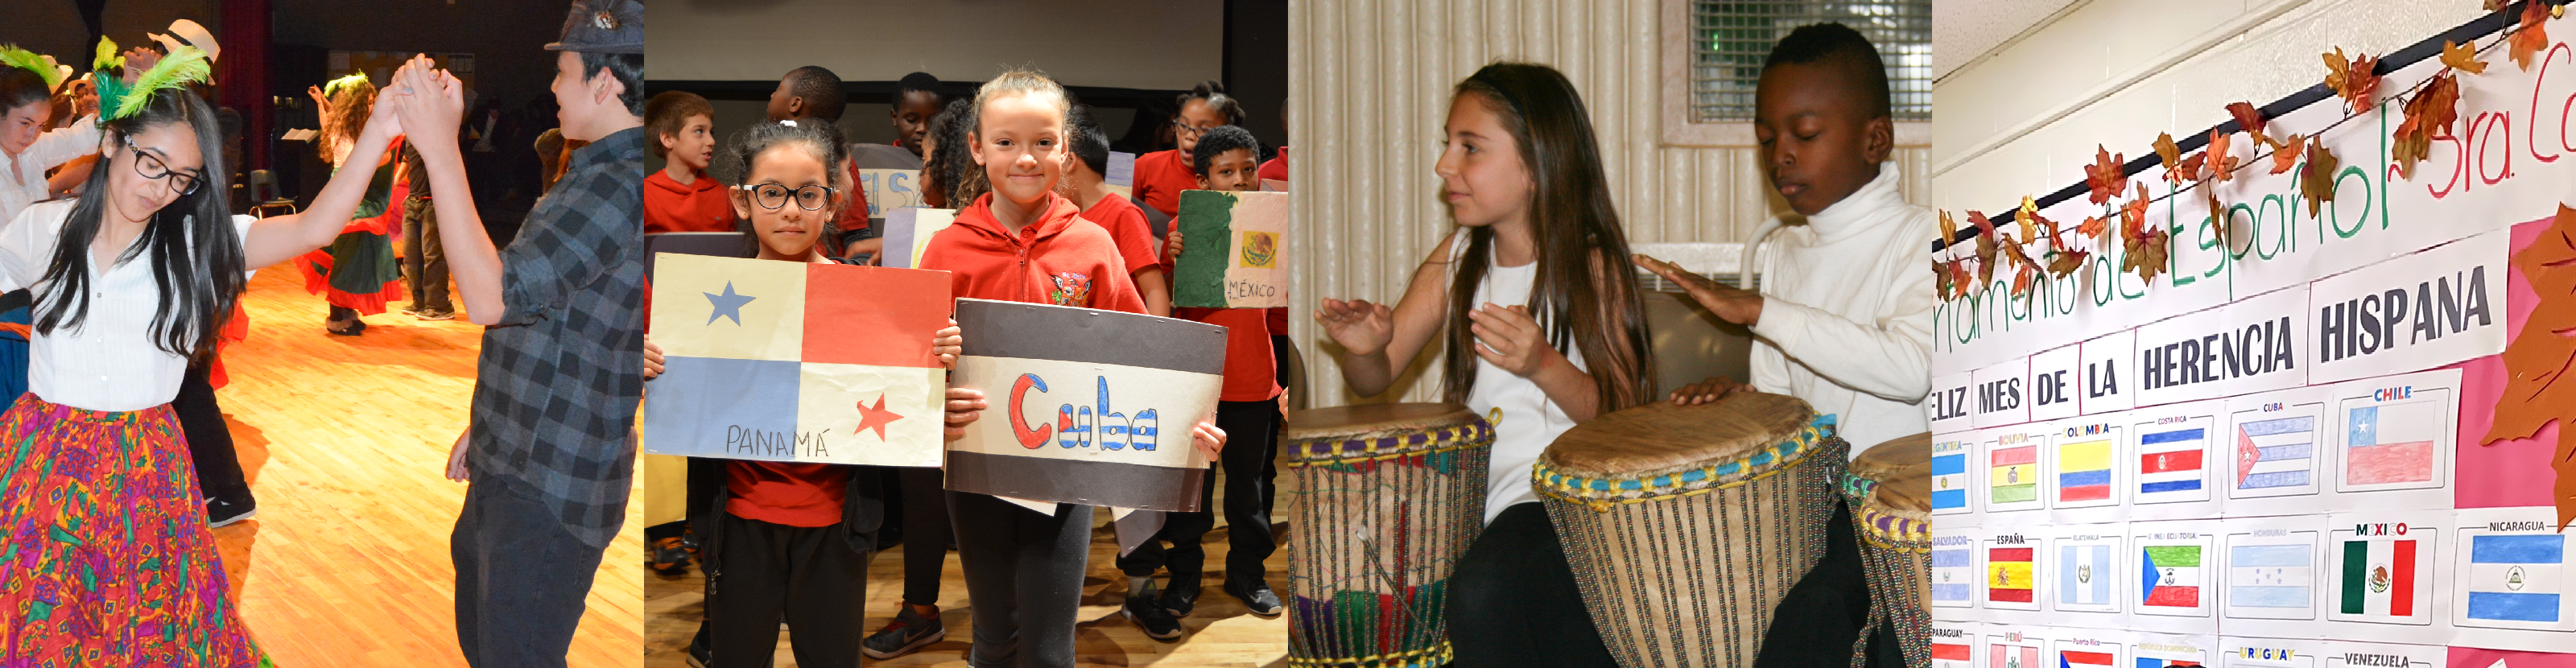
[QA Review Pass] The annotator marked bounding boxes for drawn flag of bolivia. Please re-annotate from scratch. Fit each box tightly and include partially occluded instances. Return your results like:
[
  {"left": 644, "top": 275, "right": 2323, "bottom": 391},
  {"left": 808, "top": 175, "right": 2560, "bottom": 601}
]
[
  {"left": 946, "top": 298, "right": 1228, "bottom": 512},
  {"left": 641, "top": 254, "right": 955, "bottom": 467},
  {"left": 1172, "top": 190, "right": 1290, "bottom": 308}
]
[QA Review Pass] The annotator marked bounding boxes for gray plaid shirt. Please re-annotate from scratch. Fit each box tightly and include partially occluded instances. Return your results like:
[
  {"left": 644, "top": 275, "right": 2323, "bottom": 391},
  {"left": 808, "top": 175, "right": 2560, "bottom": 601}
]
[{"left": 467, "top": 126, "right": 649, "bottom": 549}]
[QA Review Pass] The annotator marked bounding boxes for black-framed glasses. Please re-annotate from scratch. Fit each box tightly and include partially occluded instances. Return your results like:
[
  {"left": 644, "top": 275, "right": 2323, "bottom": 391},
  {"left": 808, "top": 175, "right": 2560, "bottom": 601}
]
[
  {"left": 742, "top": 183, "right": 836, "bottom": 211},
  {"left": 124, "top": 136, "right": 203, "bottom": 196},
  {"left": 1171, "top": 119, "right": 1217, "bottom": 138}
]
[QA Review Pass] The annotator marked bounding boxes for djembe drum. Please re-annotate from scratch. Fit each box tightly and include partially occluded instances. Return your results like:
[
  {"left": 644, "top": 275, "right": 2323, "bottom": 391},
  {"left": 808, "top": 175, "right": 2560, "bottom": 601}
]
[
  {"left": 1283, "top": 403, "right": 1493, "bottom": 667},
  {"left": 1534, "top": 392, "right": 1846, "bottom": 668},
  {"left": 1843, "top": 431, "right": 1933, "bottom": 668}
]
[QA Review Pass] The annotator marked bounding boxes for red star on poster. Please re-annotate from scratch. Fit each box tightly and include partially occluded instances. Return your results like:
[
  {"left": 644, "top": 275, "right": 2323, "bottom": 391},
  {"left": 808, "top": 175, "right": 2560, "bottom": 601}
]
[{"left": 854, "top": 394, "right": 906, "bottom": 440}]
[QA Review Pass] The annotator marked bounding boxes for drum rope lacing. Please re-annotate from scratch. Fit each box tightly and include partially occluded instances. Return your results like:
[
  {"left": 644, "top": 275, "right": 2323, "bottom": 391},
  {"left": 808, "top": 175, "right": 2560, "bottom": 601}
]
[{"left": 1530, "top": 414, "right": 1838, "bottom": 511}]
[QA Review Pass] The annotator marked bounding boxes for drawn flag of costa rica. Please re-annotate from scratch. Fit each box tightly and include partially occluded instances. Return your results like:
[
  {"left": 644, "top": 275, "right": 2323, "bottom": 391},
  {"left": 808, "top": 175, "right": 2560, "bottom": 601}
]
[{"left": 642, "top": 254, "right": 953, "bottom": 467}]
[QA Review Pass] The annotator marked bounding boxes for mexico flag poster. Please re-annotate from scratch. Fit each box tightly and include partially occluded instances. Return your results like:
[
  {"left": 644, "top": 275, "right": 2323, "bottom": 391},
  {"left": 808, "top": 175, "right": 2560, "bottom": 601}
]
[
  {"left": 1172, "top": 189, "right": 1290, "bottom": 308},
  {"left": 641, "top": 254, "right": 954, "bottom": 467},
  {"left": 945, "top": 298, "right": 1228, "bottom": 512}
]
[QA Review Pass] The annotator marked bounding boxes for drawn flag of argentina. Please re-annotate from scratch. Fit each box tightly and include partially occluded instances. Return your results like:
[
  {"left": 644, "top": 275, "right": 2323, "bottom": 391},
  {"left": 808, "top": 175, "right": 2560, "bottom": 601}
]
[
  {"left": 946, "top": 299, "right": 1228, "bottom": 512},
  {"left": 2463, "top": 534, "right": 2566, "bottom": 625},
  {"left": 1932, "top": 439, "right": 1969, "bottom": 514}
]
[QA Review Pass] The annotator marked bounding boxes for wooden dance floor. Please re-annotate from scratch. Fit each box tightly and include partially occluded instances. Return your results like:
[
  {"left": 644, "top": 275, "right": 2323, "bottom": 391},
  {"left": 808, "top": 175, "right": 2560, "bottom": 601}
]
[{"left": 210, "top": 269, "right": 642, "bottom": 667}]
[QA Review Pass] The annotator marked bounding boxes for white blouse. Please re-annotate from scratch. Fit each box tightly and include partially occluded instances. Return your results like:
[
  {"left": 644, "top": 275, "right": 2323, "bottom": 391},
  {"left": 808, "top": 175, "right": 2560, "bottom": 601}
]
[
  {"left": 1, "top": 118, "right": 101, "bottom": 229},
  {"left": 1448, "top": 231, "right": 1590, "bottom": 525},
  {"left": 0, "top": 200, "right": 255, "bottom": 412}
]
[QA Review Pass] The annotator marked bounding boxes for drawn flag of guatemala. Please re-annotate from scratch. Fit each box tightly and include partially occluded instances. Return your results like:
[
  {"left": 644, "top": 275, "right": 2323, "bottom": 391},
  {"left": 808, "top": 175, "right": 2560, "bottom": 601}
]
[
  {"left": 946, "top": 299, "right": 1227, "bottom": 513},
  {"left": 2464, "top": 534, "right": 2566, "bottom": 625}
]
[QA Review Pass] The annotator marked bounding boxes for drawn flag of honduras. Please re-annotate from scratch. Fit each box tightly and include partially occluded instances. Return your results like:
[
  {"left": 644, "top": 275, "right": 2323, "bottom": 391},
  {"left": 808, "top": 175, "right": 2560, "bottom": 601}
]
[
  {"left": 1932, "top": 439, "right": 1969, "bottom": 513},
  {"left": 947, "top": 299, "right": 1227, "bottom": 512},
  {"left": 642, "top": 254, "right": 953, "bottom": 467},
  {"left": 1172, "top": 190, "right": 1290, "bottom": 308},
  {"left": 2463, "top": 534, "right": 2566, "bottom": 625}
]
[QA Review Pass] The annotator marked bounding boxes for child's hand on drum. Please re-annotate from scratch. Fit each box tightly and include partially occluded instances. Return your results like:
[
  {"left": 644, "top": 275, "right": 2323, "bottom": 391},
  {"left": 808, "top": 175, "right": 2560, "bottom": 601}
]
[
  {"left": 1317, "top": 298, "right": 1395, "bottom": 357},
  {"left": 1468, "top": 303, "right": 1562, "bottom": 377},
  {"left": 1191, "top": 419, "right": 1228, "bottom": 461},
  {"left": 943, "top": 388, "right": 989, "bottom": 440},
  {"left": 1670, "top": 375, "right": 1749, "bottom": 405},
  {"left": 642, "top": 337, "right": 666, "bottom": 380},
  {"left": 934, "top": 319, "right": 964, "bottom": 369},
  {"left": 1636, "top": 254, "right": 1765, "bottom": 327}
]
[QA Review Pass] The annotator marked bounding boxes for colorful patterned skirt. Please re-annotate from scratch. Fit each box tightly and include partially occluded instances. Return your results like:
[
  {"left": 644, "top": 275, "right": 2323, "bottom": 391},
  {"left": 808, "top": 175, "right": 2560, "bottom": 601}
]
[{"left": 0, "top": 394, "right": 269, "bottom": 666}]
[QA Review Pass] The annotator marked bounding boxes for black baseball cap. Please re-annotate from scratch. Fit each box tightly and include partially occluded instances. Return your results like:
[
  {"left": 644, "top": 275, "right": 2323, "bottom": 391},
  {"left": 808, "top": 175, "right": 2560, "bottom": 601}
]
[{"left": 545, "top": 0, "right": 644, "bottom": 55}]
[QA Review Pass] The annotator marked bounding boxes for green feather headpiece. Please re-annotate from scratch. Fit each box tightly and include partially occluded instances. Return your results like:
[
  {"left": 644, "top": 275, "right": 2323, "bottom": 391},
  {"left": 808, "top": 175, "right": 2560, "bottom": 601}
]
[
  {"left": 321, "top": 72, "right": 370, "bottom": 100},
  {"left": 93, "top": 44, "right": 211, "bottom": 125},
  {"left": 0, "top": 45, "right": 63, "bottom": 90}
]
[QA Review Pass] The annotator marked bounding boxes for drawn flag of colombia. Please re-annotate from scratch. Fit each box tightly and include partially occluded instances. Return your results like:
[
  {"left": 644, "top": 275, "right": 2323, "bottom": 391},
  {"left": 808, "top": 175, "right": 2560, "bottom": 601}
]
[
  {"left": 947, "top": 298, "right": 1228, "bottom": 512},
  {"left": 642, "top": 254, "right": 954, "bottom": 467}
]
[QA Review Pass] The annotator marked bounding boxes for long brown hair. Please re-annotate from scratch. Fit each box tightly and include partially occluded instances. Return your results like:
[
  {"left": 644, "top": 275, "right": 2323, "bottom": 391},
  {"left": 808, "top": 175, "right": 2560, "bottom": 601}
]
[
  {"left": 317, "top": 76, "right": 374, "bottom": 165},
  {"left": 1441, "top": 62, "right": 1656, "bottom": 412}
]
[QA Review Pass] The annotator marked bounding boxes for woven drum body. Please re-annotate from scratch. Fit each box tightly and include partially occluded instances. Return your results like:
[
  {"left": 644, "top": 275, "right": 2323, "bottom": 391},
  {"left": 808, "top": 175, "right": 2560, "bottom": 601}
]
[
  {"left": 1843, "top": 432, "right": 1933, "bottom": 668},
  {"left": 1283, "top": 403, "right": 1493, "bottom": 668},
  {"left": 1534, "top": 392, "right": 1846, "bottom": 668}
]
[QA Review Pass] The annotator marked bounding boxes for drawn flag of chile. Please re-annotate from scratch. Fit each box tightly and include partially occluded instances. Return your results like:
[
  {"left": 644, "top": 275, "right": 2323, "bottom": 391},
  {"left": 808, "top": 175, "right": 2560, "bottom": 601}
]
[{"left": 946, "top": 298, "right": 1228, "bottom": 512}]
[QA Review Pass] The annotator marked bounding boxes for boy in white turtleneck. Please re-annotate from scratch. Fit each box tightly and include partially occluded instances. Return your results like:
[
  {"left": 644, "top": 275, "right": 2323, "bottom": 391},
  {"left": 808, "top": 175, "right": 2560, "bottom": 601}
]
[{"left": 1637, "top": 23, "right": 1932, "bottom": 668}]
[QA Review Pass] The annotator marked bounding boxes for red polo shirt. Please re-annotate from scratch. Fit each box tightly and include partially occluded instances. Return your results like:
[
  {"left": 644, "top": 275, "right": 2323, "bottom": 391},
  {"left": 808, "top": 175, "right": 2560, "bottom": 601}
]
[{"left": 1130, "top": 149, "right": 1198, "bottom": 218}]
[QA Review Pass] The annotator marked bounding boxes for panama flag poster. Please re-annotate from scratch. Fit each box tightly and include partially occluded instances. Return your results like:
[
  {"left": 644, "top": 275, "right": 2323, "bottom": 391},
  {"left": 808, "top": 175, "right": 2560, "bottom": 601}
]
[
  {"left": 642, "top": 254, "right": 952, "bottom": 467},
  {"left": 946, "top": 299, "right": 1227, "bottom": 512},
  {"left": 1171, "top": 189, "right": 1290, "bottom": 308}
]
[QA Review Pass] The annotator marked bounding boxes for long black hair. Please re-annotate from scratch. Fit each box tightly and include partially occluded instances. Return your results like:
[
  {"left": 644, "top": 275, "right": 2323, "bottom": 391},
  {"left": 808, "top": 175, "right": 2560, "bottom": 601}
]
[
  {"left": 39, "top": 85, "right": 242, "bottom": 360},
  {"left": 1440, "top": 62, "right": 1656, "bottom": 412},
  {"left": 0, "top": 67, "right": 49, "bottom": 116}
]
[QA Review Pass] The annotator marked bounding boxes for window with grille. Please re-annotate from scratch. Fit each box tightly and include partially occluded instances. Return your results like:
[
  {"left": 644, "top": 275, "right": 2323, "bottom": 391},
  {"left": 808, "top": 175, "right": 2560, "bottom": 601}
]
[{"left": 1690, "top": 1, "right": 1933, "bottom": 123}]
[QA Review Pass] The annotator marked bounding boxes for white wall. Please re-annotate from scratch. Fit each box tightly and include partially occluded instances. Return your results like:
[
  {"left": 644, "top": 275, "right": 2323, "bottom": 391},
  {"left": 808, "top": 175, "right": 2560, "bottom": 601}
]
[
  {"left": 1287, "top": 0, "right": 1933, "bottom": 406},
  {"left": 646, "top": 0, "right": 1224, "bottom": 89},
  {"left": 1934, "top": 0, "right": 2488, "bottom": 216}
]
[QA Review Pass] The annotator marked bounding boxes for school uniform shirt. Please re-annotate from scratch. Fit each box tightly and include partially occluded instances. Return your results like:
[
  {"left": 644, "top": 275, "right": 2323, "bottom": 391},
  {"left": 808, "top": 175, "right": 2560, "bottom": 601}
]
[
  {"left": 1748, "top": 163, "right": 1935, "bottom": 460},
  {"left": 1, "top": 117, "right": 99, "bottom": 228},
  {"left": 1152, "top": 205, "right": 1282, "bottom": 402},
  {"left": 725, "top": 459, "right": 850, "bottom": 527},
  {"left": 642, "top": 169, "right": 735, "bottom": 233},
  {"left": 920, "top": 191, "right": 1146, "bottom": 315},
  {"left": 1080, "top": 193, "right": 1161, "bottom": 283},
  {"left": 1129, "top": 149, "right": 1197, "bottom": 218},
  {"left": 0, "top": 200, "right": 254, "bottom": 412},
  {"left": 832, "top": 156, "right": 873, "bottom": 237},
  {"left": 1256, "top": 146, "right": 1287, "bottom": 184}
]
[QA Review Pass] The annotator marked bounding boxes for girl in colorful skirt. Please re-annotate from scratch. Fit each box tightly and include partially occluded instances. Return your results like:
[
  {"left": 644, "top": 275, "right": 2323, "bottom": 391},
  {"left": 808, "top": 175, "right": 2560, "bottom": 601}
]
[
  {"left": 0, "top": 47, "right": 402, "bottom": 666},
  {"left": 294, "top": 73, "right": 407, "bottom": 336}
]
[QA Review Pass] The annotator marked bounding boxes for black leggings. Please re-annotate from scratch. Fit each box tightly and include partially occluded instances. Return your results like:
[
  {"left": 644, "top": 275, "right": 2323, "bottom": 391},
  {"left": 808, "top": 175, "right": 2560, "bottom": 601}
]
[
  {"left": 172, "top": 362, "right": 247, "bottom": 500},
  {"left": 946, "top": 492, "right": 1092, "bottom": 668},
  {"left": 704, "top": 513, "right": 866, "bottom": 668},
  {"left": 1445, "top": 503, "right": 1618, "bottom": 668},
  {"left": 898, "top": 465, "right": 954, "bottom": 605}
]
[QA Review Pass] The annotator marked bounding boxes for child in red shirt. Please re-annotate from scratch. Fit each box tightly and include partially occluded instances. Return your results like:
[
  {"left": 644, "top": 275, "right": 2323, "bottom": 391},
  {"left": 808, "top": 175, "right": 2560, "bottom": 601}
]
[
  {"left": 1129, "top": 80, "right": 1244, "bottom": 219},
  {"left": 1066, "top": 107, "right": 1170, "bottom": 316},
  {"left": 917, "top": 68, "right": 1225, "bottom": 667},
  {"left": 642, "top": 91, "right": 733, "bottom": 233},
  {"left": 1120, "top": 125, "right": 1286, "bottom": 638},
  {"left": 639, "top": 118, "right": 983, "bottom": 667}
]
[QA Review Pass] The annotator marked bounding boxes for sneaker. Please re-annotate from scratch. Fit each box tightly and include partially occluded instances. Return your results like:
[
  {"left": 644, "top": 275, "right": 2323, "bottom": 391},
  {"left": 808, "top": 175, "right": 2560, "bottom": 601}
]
[
  {"left": 647, "top": 537, "right": 691, "bottom": 575},
  {"left": 414, "top": 308, "right": 456, "bottom": 321},
  {"left": 1161, "top": 575, "right": 1202, "bottom": 617},
  {"left": 399, "top": 303, "right": 422, "bottom": 315},
  {"left": 860, "top": 605, "right": 947, "bottom": 659},
  {"left": 1225, "top": 577, "right": 1284, "bottom": 617},
  {"left": 683, "top": 635, "right": 711, "bottom": 668},
  {"left": 325, "top": 319, "right": 366, "bottom": 336},
  {"left": 1123, "top": 592, "right": 1184, "bottom": 641},
  {"left": 206, "top": 494, "right": 257, "bottom": 528}
]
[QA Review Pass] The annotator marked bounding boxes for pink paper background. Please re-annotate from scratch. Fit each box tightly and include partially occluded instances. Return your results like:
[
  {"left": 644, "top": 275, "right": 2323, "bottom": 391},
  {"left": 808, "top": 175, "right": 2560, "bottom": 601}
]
[
  {"left": 2452, "top": 216, "right": 2560, "bottom": 509},
  {"left": 2448, "top": 645, "right": 2576, "bottom": 668}
]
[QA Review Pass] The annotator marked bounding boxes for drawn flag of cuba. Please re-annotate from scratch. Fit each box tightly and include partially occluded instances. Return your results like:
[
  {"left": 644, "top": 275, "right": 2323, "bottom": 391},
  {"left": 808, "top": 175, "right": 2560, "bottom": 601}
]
[
  {"left": 947, "top": 299, "right": 1228, "bottom": 512},
  {"left": 642, "top": 254, "right": 955, "bottom": 467}
]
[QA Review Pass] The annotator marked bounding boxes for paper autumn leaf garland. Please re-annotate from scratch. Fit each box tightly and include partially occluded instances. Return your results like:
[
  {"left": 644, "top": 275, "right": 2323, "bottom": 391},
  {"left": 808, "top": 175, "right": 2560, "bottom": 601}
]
[
  {"left": 2323, "top": 47, "right": 2384, "bottom": 115},
  {"left": 2120, "top": 183, "right": 2167, "bottom": 285},
  {"left": 2228, "top": 101, "right": 2273, "bottom": 149},
  {"left": 2298, "top": 140, "right": 2341, "bottom": 219},
  {"left": 2481, "top": 205, "right": 2576, "bottom": 530},
  {"left": 1968, "top": 210, "right": 2001, "bottom": 287},
  {"left": 2392, "top": 69, "right": 2462, "bottom": 179},
  {"left": 2270, "top": 134, "right": 2308, "bottom": 175},
  {"left": 2085, "top": 146, "right": 2128, "bottom": 205},
  {"left": 2442, "top": 39, "right": 2490, "bottom": 75},
  {"left": 2512, "top": 0, "right": 2550, "bottom": 72}
]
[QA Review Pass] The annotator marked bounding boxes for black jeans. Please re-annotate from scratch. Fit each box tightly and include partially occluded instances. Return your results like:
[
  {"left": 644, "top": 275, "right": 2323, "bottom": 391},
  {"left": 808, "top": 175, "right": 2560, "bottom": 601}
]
[
  {"left": 172, "top": 362, "right": 249, "bottom": 502},
  {"left": 1446, "top": 503, "right": 1618, "bottom": 668},
  {"left": 704, "top": 512, "right": 867, "bottom": 668},
  {"left": 452, "top": 473, "right": 606, "bottom": 668},
  {"left": 1754, "top": 500, "right": 1904, "bottom": 668},
  {"left": 1115, "top": 398, "right": 1282, "bottom": 583},
  {"left": 403, "top": 196, "right": 452, "bottom": 311},
  {"left": 946, "top": 491, "right": 1092, "bottom": 668},
  {"left": 898, "top": 466, "right": 954, "bottom": 605}
]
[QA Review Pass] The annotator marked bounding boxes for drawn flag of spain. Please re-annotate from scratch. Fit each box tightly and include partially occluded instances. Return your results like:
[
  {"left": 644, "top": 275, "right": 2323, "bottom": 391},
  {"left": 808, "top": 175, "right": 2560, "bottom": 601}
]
[
  {"left": 1991, "top": 546, "right": 2036, "bottom": 603},
  {"left": 642, "top": 254, "right": 954, "bottom": 467},
  {"left": 947, "top": 299, "right": 1228, "bottom": 512}
]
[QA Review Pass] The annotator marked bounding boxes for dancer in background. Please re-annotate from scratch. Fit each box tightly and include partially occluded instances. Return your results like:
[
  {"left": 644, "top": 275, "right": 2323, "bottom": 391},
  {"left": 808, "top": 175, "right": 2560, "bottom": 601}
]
[{"left": 295, "top": 73, "right": 408, "bottom": 336}]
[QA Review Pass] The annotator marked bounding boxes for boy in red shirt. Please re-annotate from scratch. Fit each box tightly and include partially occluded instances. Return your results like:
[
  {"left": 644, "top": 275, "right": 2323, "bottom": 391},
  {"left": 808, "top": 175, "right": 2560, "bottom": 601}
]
[
  {"left": 1129, "top": 80, "right": 1243, "bottom": 219},
  {"left": 1067, "top": 106, "right": 1170, "bottom": 316},
  {"left": 642, "top": 90, "right": 733, "bottom": 233},
  {"left": 1120, "top": 125, "right": 1285, "bottom": 640}
]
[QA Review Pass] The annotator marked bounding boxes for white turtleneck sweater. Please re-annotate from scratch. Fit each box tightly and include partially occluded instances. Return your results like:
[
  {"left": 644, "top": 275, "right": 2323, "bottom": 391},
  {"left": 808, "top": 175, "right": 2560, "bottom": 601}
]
[{"left": 1748, "top": 163, "right": 1935, "bottom": 458}]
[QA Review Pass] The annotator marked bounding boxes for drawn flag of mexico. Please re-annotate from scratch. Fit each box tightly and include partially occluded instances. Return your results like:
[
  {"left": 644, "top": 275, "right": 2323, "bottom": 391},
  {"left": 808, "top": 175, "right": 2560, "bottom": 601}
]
[
  {"left": 1172, "top": 190, "right": 1290, "bottom": 308},
  {"left": 642, "top": 254, "right": 952, "bottom": 466},
  {"left": 946, "top": 299, "right": 1226, "bottom": 512},
  {"left": 2337, "top": 534, "right": 2423, "bottom": 621}
]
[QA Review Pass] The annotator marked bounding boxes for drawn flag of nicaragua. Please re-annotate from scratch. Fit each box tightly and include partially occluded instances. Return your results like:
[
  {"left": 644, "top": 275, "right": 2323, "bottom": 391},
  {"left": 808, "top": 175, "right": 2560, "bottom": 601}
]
[
  {"left": 642, "top": 254, "right": 953, "bottom": 466},
  {"left": 947, "top": 299, "right": 1227, "bottom": 512},
  {"left": 2464, "top": 534, "right": 2565, "bottom": 624}
]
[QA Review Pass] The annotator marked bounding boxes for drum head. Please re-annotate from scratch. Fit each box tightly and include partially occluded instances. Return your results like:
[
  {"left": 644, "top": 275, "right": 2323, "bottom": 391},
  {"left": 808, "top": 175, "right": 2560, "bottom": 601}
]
[
  {"left": 1541, "top": 392, "right": 1817, "bottom": 480},
  {"left": 1284, "top": 402, "right": 1489, "bottom": 466},
  {"left": 1853, "top": 432, "right": 1933, "bottom": 513},
  {"left": 1284, "top": 402, "right": 1476, "bottom": 442}
]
